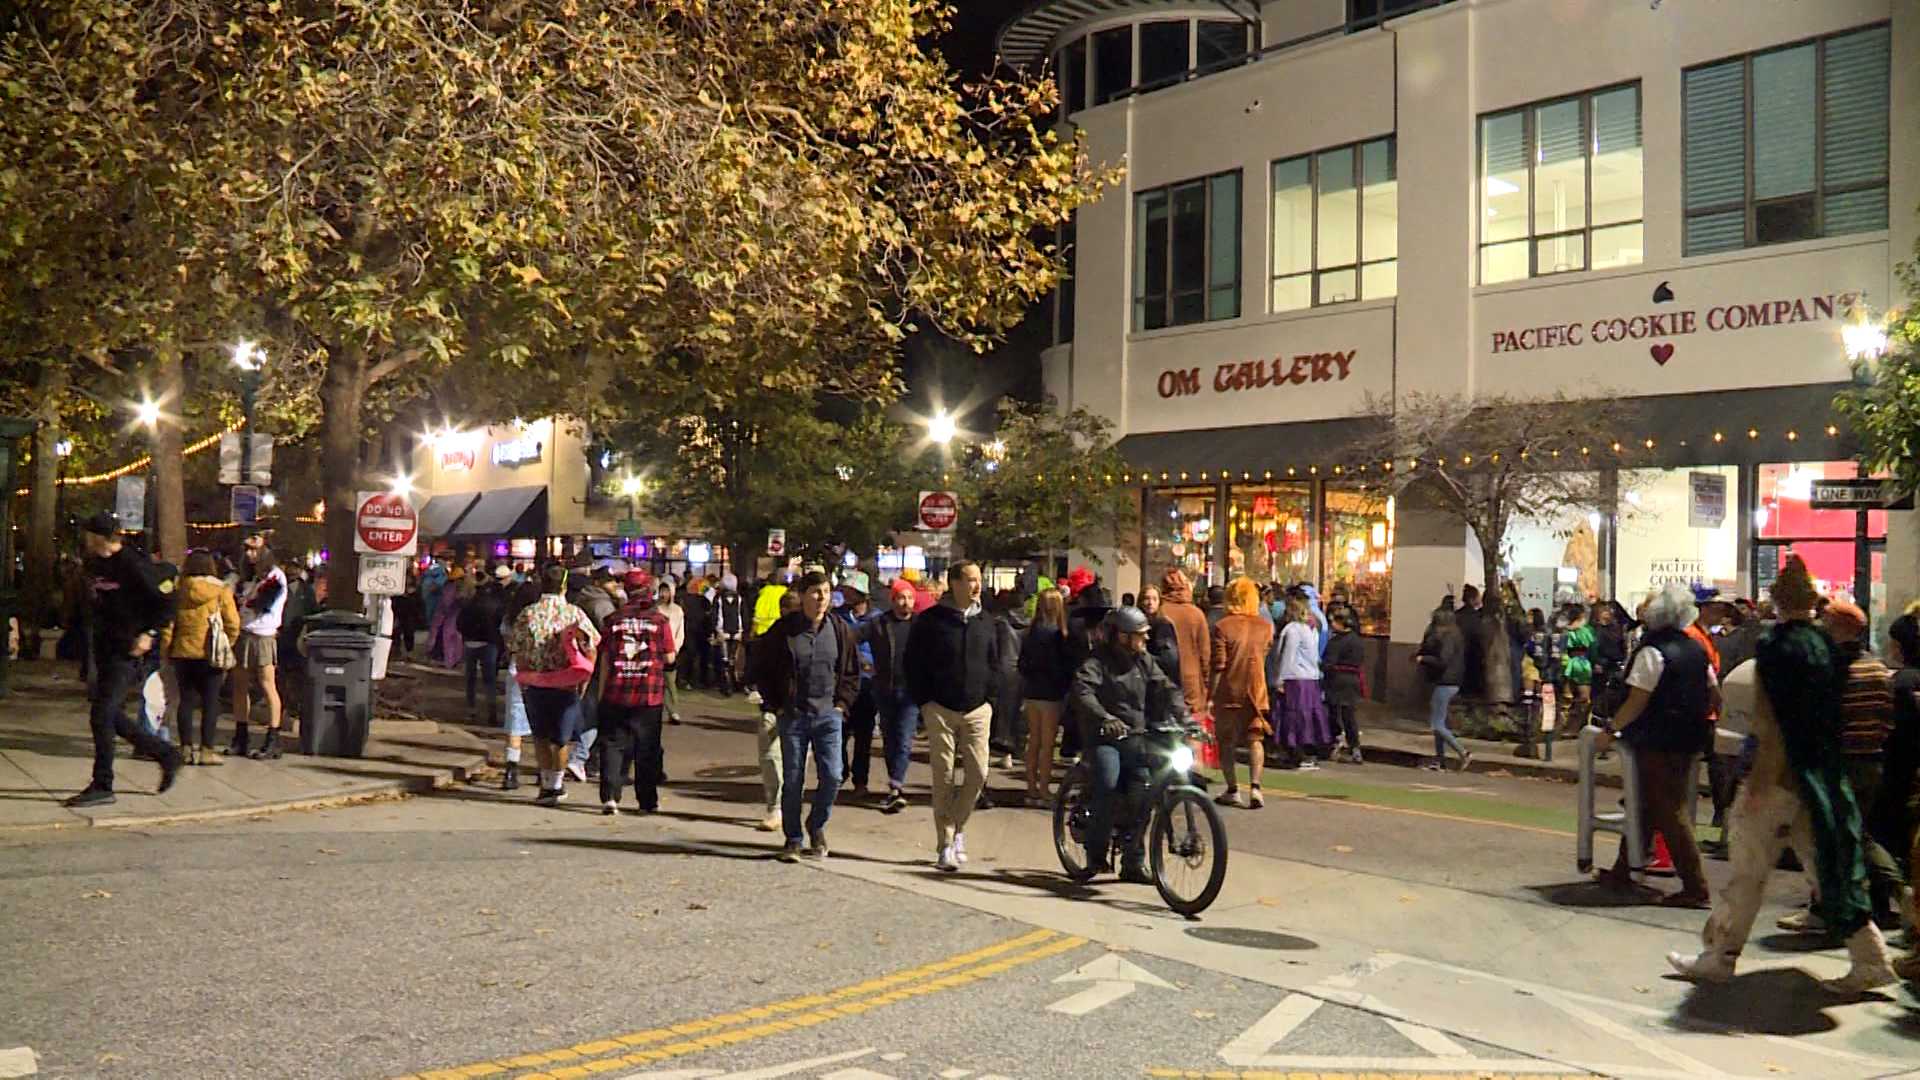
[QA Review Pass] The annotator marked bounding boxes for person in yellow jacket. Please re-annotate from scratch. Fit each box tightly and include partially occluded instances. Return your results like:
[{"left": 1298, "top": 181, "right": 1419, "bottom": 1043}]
[
  {"left": 752, "top": 573, "right": 790, "bottom": 637},
  {"left": 163, "top": 551, "right": 242, "bottom": 765}
]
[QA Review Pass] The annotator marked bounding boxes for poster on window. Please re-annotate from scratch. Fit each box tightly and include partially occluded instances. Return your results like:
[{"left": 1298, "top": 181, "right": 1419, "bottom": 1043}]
[{"left": 1688, "top": 471, "right": 1727, "bottom": 529}]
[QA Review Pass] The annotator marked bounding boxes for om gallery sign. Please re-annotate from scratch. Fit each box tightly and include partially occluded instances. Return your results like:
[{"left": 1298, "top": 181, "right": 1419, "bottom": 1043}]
[{"left": 1156, "top": 350, "right": 1356, "bottom": 399}]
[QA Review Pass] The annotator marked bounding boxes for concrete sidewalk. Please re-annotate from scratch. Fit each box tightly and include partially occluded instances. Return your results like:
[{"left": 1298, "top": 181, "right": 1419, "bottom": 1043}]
[{"left": 0, "top": 660, "right": 489, "bottom": 831}]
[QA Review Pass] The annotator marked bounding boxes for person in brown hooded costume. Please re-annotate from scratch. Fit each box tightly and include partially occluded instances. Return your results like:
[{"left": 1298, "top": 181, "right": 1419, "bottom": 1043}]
[{"left": 1157, "top": 569, "right": 1212, "bottom": 721}]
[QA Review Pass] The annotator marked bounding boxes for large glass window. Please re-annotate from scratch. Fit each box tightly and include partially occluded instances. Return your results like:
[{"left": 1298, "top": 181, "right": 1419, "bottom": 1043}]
[
  {"left": 1227, "top": 484, "right": 1314, "bottom": 589},
  {"left": 1753, "top": 461, "right": 1889, "bottom": 638},
  {"left": 1134, "top": 171, "right": 1241, "bottom": 331},
  {"left": 1480, "top": 85, "right": 1642, "bottom": 283},
  {"left": 1683, "top": 25, "right": 1890, "bottom": 254},
  {"left": 1058, "top": 37, "right": 1086, "bottom": 118},
  {"left": 1321, "top": 486, "right": 1393, "bottom": 636},
  {"left": 1138, "top": 21, "right": 1190, "bottom": 89},
  {"left": 1270, "top": 137, "right": 1397, "bottom": 311},
  {"left": 1052, "top": 213, "right": 1076, "bottom": 346},
  {"left": 1505, "top": 483, "right": 1608, "bottom": 611},
  {"left": 1145, "top": 487, "right": 1219, "bottom": 588},
  {"left": 1615, "top": 467, "right": 1741, "bottom": 613},
  {"left": 1092, "top": 26, "right": 1133, "bottom": 105},
  {"left": 1196, "top": 20, "right": 1250, "bottom": 71}
]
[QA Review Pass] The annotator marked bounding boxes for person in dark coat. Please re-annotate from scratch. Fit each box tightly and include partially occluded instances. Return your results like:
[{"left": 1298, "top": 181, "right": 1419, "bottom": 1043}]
[
  {"left": 1138, "top": 584, "right": 1182, "bottom": 687},
  {"left": 1323, "top": 606, "right": 1367, "bottom": 763},
  {"left": 1414, "top": 604, "right": 1471, "bottom": 772}
]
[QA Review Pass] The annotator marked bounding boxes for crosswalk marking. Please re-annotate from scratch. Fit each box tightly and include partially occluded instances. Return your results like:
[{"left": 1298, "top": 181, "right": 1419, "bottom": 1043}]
[
  {"left": 0, "top": 1048, "right": 36, "bottom": 1079},
  {"left": 1382, "top": 1018, "right": 1469, "bottom": 1057}
]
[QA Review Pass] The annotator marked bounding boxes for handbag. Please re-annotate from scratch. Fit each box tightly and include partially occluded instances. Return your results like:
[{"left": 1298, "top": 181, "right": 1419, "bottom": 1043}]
[{"left": 206, "top": 609, "right": 236, "bottom": 671}]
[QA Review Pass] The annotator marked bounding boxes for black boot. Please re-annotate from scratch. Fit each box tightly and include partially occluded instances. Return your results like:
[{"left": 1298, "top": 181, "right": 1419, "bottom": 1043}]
[
  {"left": 227, "top": 724, "right": 250, "bottom": 758},
  {"left": 501, "top": 761, "right": 520, "bottom": 791},
  {"left": 250, "top": 729, "right": 283, "bottom": 760}
]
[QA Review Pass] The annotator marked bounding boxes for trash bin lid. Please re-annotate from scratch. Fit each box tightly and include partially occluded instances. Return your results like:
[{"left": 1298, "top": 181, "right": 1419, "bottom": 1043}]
[{"left": 304, "top": 610, "right": 375, "bottom": 634}]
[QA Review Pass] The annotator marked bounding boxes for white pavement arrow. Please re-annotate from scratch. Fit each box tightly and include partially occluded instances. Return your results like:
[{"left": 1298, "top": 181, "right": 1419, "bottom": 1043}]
[{"left": 1045, "top": 952, "right": 1175, "bottom": 1016}]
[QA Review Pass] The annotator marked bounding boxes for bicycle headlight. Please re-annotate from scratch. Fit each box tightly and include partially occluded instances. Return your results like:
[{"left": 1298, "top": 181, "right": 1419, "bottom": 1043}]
[{"left": 1170, "top": 744, "right": 1195, "bottom": 774}]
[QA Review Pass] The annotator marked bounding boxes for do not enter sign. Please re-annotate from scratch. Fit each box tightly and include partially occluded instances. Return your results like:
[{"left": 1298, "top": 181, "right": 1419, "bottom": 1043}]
[
  {"left": 917, "top": 490, "right": 959, "bottom": 532},
  {"left": 354, "top": 491, "right": 419, "bottom": 556}
]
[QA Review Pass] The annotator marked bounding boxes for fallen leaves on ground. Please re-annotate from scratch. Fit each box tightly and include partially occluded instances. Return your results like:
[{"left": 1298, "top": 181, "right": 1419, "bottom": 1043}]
[
  {"left": 1399, "top": 894, "right": 1418, "bottom": 903},
  {"left": 1331, "top": 844, "right": 1355, "bottom": 853},
  {"left": 1256, "top": 897, "right": 1284, "bottom": 907},
  {"left": 1191, "top": 1010, "right": 1217, "bottom": 1020},
  {"left": 317, "top": 847, "right": 341, "bottom": 855},
  {"left": 81, "top": 889, "right": 112, "bottom": 900},
  {"left": 476, "top": 908, "right": 499, "bottom": 916},
  {"left": 687, "top": 901, "right": 710, "bottom": 911}
]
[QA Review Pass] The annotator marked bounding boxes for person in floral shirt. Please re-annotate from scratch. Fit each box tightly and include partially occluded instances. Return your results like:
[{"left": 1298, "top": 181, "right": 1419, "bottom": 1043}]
[{"left": 509, "top": 565, "right": 602, "bottom": 806}]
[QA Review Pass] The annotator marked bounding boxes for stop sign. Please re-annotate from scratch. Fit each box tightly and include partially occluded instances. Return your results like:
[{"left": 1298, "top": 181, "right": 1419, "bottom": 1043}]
[
  {"left": 354, "top": 491, "right": 419, "bottom": 556},
  {"left": 917, "top": 490, "right": 959, "bottom": 532}
]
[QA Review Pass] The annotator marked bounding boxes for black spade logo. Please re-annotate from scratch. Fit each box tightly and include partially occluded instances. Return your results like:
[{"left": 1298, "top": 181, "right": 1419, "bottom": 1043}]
[{"left": 1652, "top": 281, "right": 1675, "bottom": 304}]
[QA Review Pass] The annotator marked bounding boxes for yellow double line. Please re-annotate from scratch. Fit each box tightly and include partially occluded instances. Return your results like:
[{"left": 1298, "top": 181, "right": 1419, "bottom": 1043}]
[{"left": 396, "top": 927, "right": 1085, "bottom": 1080}]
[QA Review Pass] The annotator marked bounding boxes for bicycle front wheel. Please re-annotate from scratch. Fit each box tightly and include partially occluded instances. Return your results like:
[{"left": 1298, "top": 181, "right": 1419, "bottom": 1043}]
[
  {"left": 1053, "top": 763, "right": 1096, "bottom": 883},
  {"left": 1149, "top": 786, "right": 1228, "bottom": 917}
]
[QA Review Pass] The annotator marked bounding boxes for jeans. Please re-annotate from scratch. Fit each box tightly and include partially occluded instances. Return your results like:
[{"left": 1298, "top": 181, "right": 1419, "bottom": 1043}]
[
  {"left": 876, "top": 688, "right": 921, "bottom": 791},
  {"left": 599, "top": 702, "right": 664, "bottom": 809},
  {"left": 844, "top": 683, "right": 877, "bottom": 791},
  {"left": 172, "top": 658, "right": 225, "bottom": 748},
  {"left": 757, "top": 710, "right": 783, "bottom": 814},
  {"left": 924, "top": 701, "right": 991, "bottom": 854},
  {"left": 779, "top": 708, "right": 843, "bottom": 842},
  {"left": 88, "top": 653, "right": 174, "bottom": 790},
  {"left": 1429, "top": 684, "right": 1465, "bottom": 762},
  {"left": 1084, "top": 738, "right": 1150, "bottom": 871},
  {"left": 464, "top": 642, "right": 500, "bottom": 716}
]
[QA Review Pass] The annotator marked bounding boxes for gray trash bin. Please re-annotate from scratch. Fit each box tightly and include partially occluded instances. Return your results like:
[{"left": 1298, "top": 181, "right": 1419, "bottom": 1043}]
[{"left": 302, "top": 611, "right": 376, "bottom": 758}]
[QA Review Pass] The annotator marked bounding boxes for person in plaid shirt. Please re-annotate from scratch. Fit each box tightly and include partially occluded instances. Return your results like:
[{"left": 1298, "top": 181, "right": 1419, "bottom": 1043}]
[{"left": 593, "top": 568, "right": 677, "bottom": 814}]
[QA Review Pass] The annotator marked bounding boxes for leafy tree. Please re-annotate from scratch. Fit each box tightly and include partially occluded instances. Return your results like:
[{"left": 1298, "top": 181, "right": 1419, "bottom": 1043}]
[
  {"left": 0, "top": 0, "right": 1113, "bottom": 606},
  {"left": 1351, "top": 391, "right": 1633, "bottom": 602},
  {"left": 1836, "top": 249, "right": 1919, "bottom": 495},
  {"left": 627, "top": 396, "right": 936, "bottom": 570},
  {"left": 952, "top": 398, "right": 1134, "bottom": 567}
]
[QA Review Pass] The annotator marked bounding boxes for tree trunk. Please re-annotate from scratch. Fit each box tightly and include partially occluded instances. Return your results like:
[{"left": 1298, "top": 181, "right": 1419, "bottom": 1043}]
[
  {"left": 24, "top": 364, "right": 66, "bottom": 631},
  {"left": 319, "top": 348, "right": 368, "bottom": 610},
  {"left": 150, "top": 344, "right": 187, "bottom": 563}
]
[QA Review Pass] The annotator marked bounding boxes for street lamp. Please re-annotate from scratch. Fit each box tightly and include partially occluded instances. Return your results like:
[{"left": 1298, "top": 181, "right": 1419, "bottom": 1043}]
[
  {"left": 134, "top": 397, "right": 160, "bottom": 428},
  {"left": 927, "top": 411, "right": 956, "bottom": 446},
  {"left": 388, "top": 474, "right": 415, "bottom": 497},
  {"left": 231, "top": 340, "right": 265, "bottom": 519}
]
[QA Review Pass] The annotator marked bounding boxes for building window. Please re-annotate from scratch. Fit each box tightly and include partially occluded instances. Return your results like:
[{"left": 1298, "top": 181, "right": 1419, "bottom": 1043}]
[
  {"left": 1615, "top": 467, "right": 1740, "bottom": 613},
  {"left": 1195, "top": 20, "right": 1251, "bottom": 72},
  {"left": 1138, "top": 21, "right": 1190, "bottom": 90},
  {"left": 1228, "top": 484, "right": 1314, "bottom": 588},
  {"left": 1349, "top": 0, "right": 1444, "bottom": 26},
  {"left": 1683, "top": 25, "right": 1890, "bottom": 255},
  {"left": 1321, "top": 486, "right": 1393, "bottom": 636},
  {"left": 1092, "top": 26, "right": 1133, "bottom": 106},
  {"left": 1057, "top": 37, "right": 1086, "bottom": 119},
  {"left": 1479, "top": 84, "right": 1642, "bottom": 284},
  {"left": 1134, "top": 171, "right": 1241, "bottom": 331},
  {"left": 1270, "top": 137, "right": 1396, "bottom": 312},
  {"left": 1144, "top": 487, "right": 1220, "bottom": 588},
  {"left": 1754, "top": 461, "right": 1890, "bottom": 638},
  {"left": 1052, "top": 214, "right": 1076, "bottom": 346}
]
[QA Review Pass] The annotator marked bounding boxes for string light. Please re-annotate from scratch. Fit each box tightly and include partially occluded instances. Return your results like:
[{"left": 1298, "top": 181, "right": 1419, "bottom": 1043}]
[
  {"left": 1825, "top": 424, "right": 1838, "bottom": 437},
  {"left": 1643, "top": 438, "right": 1655, "bottom": 449},
  {"left": 1747, "top": 428, "right": 1758, "bottom": 439},
  {"left": 14, "top": 420, "right": 244, "bottom": 495},
  {"left": 1712, "top": 432, "right": 1724, "bottom": 443},
  {"left": 1786, "top": 429, "right": 1798, "bottom": 441}
]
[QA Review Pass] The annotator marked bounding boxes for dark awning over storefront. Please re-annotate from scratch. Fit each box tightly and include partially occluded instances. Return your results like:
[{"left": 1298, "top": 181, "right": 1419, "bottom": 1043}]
[
  {"left": 418, "top": 492, "right": 480, "bottom": 538},
  {"left": 1116, "top": 384, "right": 1856, "bottom": 482},
  {"left": 445, "top": 485, "right": 547, "bottom": 539}
]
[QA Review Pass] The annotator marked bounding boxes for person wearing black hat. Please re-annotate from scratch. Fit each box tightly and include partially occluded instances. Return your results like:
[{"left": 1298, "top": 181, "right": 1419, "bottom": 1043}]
[{"left": 65, "top": 512, "right": 184, "bottom": 807}]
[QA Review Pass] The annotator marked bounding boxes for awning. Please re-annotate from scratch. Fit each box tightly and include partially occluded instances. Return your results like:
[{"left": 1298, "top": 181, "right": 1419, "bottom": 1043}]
[
  {"left": 418, "top": 492, "right": 480, "bottom": 538},
  {"left": 445, "top": 485, "right": 547, "bottom": 539},
  {"left": 1114, "top": 384, "right": 1858, "bottom": 483}
]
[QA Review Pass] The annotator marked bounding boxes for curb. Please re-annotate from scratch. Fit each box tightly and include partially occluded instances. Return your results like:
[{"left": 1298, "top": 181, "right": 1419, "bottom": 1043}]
[{"left": 3, "top": 756, "right": 488, "bottom": 833}]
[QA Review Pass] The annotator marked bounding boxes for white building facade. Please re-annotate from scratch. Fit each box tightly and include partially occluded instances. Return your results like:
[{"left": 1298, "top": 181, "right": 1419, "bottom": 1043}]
[{"left": 1005, "top": 0, "right": 1918, "bottom": 701}]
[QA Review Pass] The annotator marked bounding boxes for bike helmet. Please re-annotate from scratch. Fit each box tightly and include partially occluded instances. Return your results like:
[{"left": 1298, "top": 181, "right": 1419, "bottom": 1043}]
[{"left": 1106, "top": 605, "right": 1150, "bottom": 635}]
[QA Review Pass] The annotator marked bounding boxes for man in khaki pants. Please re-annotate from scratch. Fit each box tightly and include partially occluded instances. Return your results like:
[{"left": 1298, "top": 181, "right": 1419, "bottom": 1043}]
[{"left": 904, "top": 561, "right": 1001, "bottom": 871}]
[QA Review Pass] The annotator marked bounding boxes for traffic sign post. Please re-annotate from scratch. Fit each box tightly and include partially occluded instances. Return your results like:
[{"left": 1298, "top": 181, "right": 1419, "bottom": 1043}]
[
  {"left": 1808, "top": 478, "right": 1915, "bottom": 510},
  {"left": 353, "top": 491, "right": 419, "bottom": 556},
  {"left": 357, "top": 554, "right": 409, "bottom": 596},
  {"left": 917, "top": 490, "right": 959, "bottom": 533},
  {"left": 230, "top": 484, "right": 262, "bottom": 527},
  {"left": 767, "top": 529, "right": 786, "bottom": 558}
]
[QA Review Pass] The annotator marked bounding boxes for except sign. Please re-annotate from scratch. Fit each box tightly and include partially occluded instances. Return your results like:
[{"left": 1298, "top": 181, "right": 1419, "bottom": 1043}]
[
  {"left": 353, "top": 491, "right": 419, "bottom": 556},
  {"left": 357, "top": 554, "right": 408, "bottom": 597},
  {"left": 917, "top": 490, "right": 959, "bottom": 532}
]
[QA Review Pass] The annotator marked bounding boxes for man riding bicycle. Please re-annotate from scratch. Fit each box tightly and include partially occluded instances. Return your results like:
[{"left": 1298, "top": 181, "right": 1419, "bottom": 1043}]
[{"left": 1069, "top": 606, "right": 1192, "bottom": 883}]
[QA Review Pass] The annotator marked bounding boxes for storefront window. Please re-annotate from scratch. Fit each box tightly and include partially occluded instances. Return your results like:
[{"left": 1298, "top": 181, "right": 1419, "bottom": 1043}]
[
  {"left": 1321, "top": 486, "right": 1393, "bottom": 635},
  {"left": 1145, "top": 487, "right": 1220, "bottom": 588},
  {"left": 1225, "top": 484, "right": 1312, "bottom": 588},
  {"left": 1755, "top": 461, "right": 1888, "bottom": 633},
  {"left": 1615, "top": 466, "right": 1740, "bottom": 612},
  {"left": 1756, "top": 462, "right": 1889, "bottom": 539},
  {"left": 1505, "top": 477, "right": 1606, "bottom": 612}
]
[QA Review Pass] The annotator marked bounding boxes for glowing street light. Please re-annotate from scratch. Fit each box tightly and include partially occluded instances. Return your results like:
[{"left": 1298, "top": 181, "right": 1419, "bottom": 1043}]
[
  {"left": 134, "top": 398, "right": 161, "bottom": 428},
  {"left": 1843, "top": 318, "right": 1890, "bottom": 361},
  {"left": 619, "top": 475, "right": 644, "bottom": 498},
  {"left": 231, "top": 338, "right": 264, "bottom": 372},
  {"left": 927, "top": 411, "right": 957, "bottom": 446},
  {"left": 388, "top": 474, "right": 415, "bottom": 497},
  {"left": 261, "top": 492, "right": 278, "bottom": 509}
]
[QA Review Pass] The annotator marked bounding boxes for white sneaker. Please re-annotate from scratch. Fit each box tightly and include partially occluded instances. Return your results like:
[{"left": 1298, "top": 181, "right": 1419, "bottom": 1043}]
[
  {"left": 746, "top": 689, "right": 763, "bottom": 705},
  {"left": 935, "top": 846, "right": 960, "bottom": 872},
  {"left": 1667, "top": 950, "right": 1736, "bottom": 983},
  {"left": 953, "top": 833, "right": 968, "bottom": 865},
  {"left": 602, "top": 800, "right": 620, "bottom": 816},
  {"left": 566, "top": 761, "right": 588, "bottom": 783},
  {"left": 1777, "top": 908, "right": 1825, "bottom": 933},
  {"left": 757, "top": 812, "right": 781, "bottom": 832}
]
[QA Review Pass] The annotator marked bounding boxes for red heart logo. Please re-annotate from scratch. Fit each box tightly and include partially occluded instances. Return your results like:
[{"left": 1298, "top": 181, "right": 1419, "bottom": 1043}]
[{"left": 1650, "top": 343, "right": 1675, "bottom": 365}]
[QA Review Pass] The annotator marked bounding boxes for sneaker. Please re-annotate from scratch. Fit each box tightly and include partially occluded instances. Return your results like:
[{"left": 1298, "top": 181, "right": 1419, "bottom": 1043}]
[
  {"left": 602, "top": 801, "right": 620, "bottom": 816},
  {"left": 1424, "top": 761, "right": 1444, "bottom": 772},
  {"left": 882, "top": 791, "right": 908, "bottom": 815},
  {"left": 806, "top": 829, "right": 829, "bottom": 859},
  {"left": 157, "top": 748, "right": 184, "bottom": 794},
  {"left": 757, "top": 811, "right": 781, "bottom": 832},
  {"left": 1350, "top": 750, "right": 1364, "bottom": 765},
  {"left": 1215, "top": 789, "right": 1243, "bottom": 808},
  {"left": 745, "top": 689, "right": 763, "bottom": 706},
  {"left": 1456, "top": 750, "right": 1475, "bottom": 773},
  {"left": 199, "top": 746, "right": 225, "bottom": 767},
  {"left": 1119, "top": 862, "right": 1153, "bottom": 885},
  {"left": 64, "top": 786, "right": 116, "bottom": 808},
  {"left": 1778, "top": 908, "right": 1826, "bottom": 933},
  {"left": 551, "top": 786, "right": 568, "bottom": 805},
  {"left": 935, "top": 846, "right": 960, "bottom": 872},
  {"left": 777, "top": 840, "right": 804, "bottom": 863},
  {"left": 1248, "top": 787, "right": 1265, "bottom": 809},
  {"left": 953, "top": 833, "right": 968, "bottom": 865},
  {"left": 1667, "top": 950, "right": 1736, "bottom": 984},
  {"left": 668, "top": 713, "right": 682, "bottom": 726},
  {"left": 535, "top": 789, "right": 559, "bottom": 807},
  {"left": 565, "top": 761, "right": 588, "bottom": 784},
  {"left": 1297, "top": 759, "right": 1320, "bottom": 772}
]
